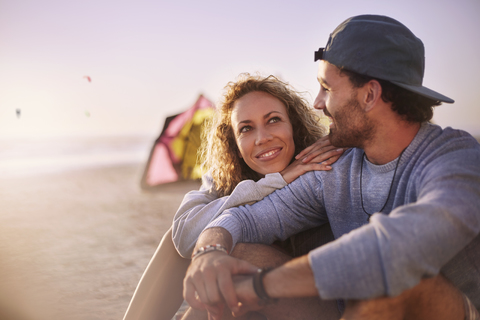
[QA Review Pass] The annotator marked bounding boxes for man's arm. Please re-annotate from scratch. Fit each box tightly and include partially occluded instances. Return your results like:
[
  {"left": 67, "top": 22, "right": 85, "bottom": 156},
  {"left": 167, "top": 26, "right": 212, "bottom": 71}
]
[
  {"left": 208, "top": 171, "right": 327, "bottom": 250},
  {"left": 264, "top": 256, "right": 318, "bottom": 298},
  {"left": 233, "top": 255, "right": 319, "bottom": 312},
  {"left": 309, "top": 142, "right": 480, "bottom": 300}
]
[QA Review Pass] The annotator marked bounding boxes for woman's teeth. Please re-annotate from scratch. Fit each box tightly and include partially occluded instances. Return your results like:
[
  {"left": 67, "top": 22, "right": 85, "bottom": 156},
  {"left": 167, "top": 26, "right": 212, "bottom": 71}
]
[{"left": 258, "top": 149, "right": 278, "bottom": 158}]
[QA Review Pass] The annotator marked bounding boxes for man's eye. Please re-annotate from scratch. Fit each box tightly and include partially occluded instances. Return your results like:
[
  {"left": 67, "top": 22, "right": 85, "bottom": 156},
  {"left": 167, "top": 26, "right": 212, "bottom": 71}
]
[{"left": 321, "top": 85, "right": 329, "bottom": 92}]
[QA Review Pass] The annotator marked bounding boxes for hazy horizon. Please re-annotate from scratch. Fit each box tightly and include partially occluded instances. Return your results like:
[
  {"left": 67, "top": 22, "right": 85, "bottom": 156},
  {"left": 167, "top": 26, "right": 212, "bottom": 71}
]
[{"left": 1, "top": 0, "right": 479, "bottom": 139}]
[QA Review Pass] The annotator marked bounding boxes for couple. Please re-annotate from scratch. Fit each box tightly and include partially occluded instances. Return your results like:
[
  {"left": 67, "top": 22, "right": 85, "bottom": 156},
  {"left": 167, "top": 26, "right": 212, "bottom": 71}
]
[
  {"left": 123, "top": 73, "right": 344, "bottom": 320},
  {"left": 128, "top": 14, "right": 480, "bottom": 320}
]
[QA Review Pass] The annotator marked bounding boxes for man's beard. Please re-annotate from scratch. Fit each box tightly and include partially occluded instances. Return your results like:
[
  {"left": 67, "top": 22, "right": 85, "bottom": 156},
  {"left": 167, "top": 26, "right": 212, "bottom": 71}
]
[{"left": 327, "top": 96, "right": 375, "bottom": 149}]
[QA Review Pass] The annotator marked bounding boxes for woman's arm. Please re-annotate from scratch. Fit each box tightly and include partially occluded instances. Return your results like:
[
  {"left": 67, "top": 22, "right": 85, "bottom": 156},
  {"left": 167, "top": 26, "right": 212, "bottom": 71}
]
[{"left": 172, "top": 172, "right": 287, "bottom": 257}]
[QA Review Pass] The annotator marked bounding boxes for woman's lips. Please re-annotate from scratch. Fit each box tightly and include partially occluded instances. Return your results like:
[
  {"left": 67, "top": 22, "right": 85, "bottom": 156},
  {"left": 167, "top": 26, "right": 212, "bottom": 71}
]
[{"left": 256, "top": 148, "right": 282, "bottom": 160}]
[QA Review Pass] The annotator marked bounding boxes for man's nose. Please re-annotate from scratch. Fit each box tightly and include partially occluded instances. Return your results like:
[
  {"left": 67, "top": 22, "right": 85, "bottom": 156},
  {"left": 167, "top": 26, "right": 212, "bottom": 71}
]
[
  {"left": 314, "top": 91, "right": 326, "bottom": 110},
  {"left": 255, "top": 128, "right": 273, "bottom": 145}
]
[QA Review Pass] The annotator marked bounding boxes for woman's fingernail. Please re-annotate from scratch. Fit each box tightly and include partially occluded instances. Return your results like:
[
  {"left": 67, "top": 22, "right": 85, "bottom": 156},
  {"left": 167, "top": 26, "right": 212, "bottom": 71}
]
[{"left": 336, "top": 149, "right": 343, "bottom": 152}]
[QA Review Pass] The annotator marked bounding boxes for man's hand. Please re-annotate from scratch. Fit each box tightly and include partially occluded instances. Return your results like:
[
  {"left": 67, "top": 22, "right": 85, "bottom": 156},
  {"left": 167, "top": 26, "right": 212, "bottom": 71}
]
[{"left": 183, "top": 250, "right": 258, "bottom": 319}]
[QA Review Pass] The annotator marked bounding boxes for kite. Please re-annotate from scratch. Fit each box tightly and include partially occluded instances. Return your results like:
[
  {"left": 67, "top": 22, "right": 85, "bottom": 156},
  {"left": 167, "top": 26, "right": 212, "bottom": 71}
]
[
  {"left": 140, "top": 95, "right": 214, "bottom": 189},
  {"left": 84, "top": 76, "right": 91, "bottom": 82}
]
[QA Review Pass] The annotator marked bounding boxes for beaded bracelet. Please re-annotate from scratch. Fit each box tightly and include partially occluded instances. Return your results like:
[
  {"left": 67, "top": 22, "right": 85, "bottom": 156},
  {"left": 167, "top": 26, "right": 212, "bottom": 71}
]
[
  {"left": 252, "top": 268, "right": 278, "bottom": 305},
  {"left": 191, "top": 244, "right": 229, "bottom": 260}
]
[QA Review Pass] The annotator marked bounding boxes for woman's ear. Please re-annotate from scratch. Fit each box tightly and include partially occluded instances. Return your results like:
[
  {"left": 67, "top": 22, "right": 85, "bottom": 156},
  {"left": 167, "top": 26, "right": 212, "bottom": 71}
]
[{"left": 363, "top": 80, "right": 382, "bottom": 113}]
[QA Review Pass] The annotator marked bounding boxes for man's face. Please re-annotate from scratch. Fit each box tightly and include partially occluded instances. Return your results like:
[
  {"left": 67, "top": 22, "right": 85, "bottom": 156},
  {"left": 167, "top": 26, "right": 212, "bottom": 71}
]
[{"left": 313, "top": 61, "right": 375, "bottom": 148}]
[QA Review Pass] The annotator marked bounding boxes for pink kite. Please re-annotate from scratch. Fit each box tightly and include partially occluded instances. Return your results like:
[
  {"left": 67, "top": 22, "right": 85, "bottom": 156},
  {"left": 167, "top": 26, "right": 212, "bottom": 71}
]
[{"left": 140, "top": 95, "right": 214, "bottom": 189}]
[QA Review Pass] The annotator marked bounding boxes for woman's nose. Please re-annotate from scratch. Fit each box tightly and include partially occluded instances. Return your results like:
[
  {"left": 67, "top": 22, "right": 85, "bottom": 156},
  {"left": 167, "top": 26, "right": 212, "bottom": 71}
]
[{"left": 255, "top": 128, "right": 273, "bottom": 145}]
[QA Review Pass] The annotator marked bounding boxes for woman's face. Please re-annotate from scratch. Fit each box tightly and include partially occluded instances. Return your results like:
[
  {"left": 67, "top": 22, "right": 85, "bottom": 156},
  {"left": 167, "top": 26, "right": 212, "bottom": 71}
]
[{"left": 231, "top": 91, "right": 295, "bottom": 177}]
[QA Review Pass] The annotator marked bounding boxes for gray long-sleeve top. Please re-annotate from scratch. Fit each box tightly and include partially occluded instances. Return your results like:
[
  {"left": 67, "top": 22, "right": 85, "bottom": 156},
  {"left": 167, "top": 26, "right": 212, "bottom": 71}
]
[
  {"left": 172, "top": 172, "right": 287, "bottom": 258},
  {"left": 207, "top": 123, "right": 480, "bottom": 308}
]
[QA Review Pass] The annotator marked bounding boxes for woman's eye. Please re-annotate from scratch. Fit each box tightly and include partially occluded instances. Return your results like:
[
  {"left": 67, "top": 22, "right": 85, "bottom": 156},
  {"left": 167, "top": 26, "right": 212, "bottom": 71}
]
[
  {"left": 240, "top": 125, "right": 252, "bottom": 133},
  {"left": 268, "top": 117, "right": 281, "bottom": 124}
]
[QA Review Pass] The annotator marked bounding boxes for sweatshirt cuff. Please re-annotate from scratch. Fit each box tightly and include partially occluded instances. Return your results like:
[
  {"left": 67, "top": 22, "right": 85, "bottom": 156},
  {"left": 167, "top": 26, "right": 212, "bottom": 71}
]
[
  {"left": 206, "top": 213, "right": 243, "bottom": 250},
  {"left": 264, "top": 172, "right": 288, "bottom": 187}
]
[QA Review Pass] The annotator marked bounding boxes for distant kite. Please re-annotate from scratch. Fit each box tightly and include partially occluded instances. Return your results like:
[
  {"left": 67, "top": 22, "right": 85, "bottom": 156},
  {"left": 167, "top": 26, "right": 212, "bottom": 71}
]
[
  {"left": 84, "top": 76, "right": 91, "bottom": 82},
  {"left": 16, "top": 108, "right": 21, "bottom": 118}
]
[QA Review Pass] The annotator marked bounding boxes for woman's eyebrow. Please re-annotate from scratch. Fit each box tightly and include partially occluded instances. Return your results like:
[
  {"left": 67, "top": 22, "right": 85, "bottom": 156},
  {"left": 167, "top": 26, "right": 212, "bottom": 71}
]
[
  {"left": 263, "top": 111, "right": 283, "bottom": 119},
  {"left": 237, "top": 110, "right": 284, "bottom": 125},
  {"left": 237, "top": 119, "right": 252, "bottom": 125}
]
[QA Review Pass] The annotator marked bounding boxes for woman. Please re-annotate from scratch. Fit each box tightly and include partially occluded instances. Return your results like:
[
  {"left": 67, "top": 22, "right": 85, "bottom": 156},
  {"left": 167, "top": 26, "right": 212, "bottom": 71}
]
[{"left": 123, "top": 74, "right": 343, "bottom": 320}]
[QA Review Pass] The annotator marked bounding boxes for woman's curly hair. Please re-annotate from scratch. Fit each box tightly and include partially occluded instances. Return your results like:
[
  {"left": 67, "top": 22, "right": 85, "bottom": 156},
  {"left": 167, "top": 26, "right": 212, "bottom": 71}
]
[{"left": 199, "top": 73, "right": 327, "bottom": 197}]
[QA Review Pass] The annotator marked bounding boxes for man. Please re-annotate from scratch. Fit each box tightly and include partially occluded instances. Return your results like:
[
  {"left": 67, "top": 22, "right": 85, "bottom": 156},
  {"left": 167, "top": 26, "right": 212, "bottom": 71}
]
[{"left": 183, "top": 15, "right": 480, "bottom": 319}]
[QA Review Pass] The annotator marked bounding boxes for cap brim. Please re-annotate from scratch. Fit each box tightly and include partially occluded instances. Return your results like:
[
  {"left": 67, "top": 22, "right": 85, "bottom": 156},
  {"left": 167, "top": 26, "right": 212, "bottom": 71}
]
[{"left": 390, "top": 81, "right": 454, "bottom": 104}]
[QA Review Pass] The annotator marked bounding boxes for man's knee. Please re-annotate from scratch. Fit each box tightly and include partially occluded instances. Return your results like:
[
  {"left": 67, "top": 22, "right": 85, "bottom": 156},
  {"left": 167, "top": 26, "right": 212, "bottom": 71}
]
[
  {"left": 342, "top": 275, "right": 465, "bottom": 320},
  {"left": 230, "top": 243, "right": 291, "bottom": 269},
  {"left": 343, "top": 294, "right": 407, "bottom": 320}
]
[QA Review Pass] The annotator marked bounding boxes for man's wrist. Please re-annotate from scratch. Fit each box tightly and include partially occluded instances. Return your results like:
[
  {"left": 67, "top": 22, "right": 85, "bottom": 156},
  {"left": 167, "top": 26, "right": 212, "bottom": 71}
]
[{"left": 252, "top": 268, "right": 278, "bottom": 305}]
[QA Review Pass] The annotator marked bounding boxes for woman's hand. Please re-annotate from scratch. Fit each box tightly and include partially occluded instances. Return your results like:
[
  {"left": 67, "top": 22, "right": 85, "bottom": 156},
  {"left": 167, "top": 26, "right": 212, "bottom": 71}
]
[
  {"left": 231, "top": 274, "right": 264, "bottom": 317},
  {"left": 183, "top": 251, "right": 258, "bottom": 320},
  {"left": 281, "top": 136, "right": 344, "bottom": 184}
]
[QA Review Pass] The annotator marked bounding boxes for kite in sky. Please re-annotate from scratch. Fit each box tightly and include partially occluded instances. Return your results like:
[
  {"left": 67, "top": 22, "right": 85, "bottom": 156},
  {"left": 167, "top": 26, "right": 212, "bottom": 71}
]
[{"left": 84, "top": 76, "right": 91, "bottom": 82}]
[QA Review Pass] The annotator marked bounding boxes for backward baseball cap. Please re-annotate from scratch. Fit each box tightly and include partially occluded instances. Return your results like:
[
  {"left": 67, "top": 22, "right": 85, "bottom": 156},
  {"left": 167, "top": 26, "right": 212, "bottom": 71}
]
[{"left": 315, "top": 15, "right": 454, "bottom": 103}]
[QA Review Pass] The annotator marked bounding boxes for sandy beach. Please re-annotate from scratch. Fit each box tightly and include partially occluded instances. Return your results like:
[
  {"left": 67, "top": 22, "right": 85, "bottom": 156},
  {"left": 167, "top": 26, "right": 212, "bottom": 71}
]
[{"left": 0, "top": 162, "right": 200, "bottom": 320}]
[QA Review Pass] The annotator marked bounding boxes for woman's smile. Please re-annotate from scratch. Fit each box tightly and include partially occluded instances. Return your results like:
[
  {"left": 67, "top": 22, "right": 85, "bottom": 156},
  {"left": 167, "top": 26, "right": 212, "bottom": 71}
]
[{"left": 256, "top": 147, "right": 283, "bottom": 160}]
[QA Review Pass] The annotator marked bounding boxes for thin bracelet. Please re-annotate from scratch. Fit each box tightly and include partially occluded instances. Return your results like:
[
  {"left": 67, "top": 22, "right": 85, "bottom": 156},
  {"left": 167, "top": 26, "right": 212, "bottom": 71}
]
[
  {"left": 252, "top": 268, "right": 278, "bottom": 305},
  {"left": 191, "top": 244, "right": 229, "bottom": 260}
]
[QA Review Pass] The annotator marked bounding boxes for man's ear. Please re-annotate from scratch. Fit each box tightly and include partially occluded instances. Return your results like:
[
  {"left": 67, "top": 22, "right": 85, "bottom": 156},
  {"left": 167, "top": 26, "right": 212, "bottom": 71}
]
[{"left": 362, "top": 79, "right": 382, "bottom": 113}]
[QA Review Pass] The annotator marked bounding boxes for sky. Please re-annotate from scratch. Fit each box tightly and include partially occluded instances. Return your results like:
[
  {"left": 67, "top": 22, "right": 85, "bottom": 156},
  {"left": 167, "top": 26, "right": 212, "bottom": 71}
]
[{"left": 1, "top": 0, "right": 479, "bottom": 139}]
